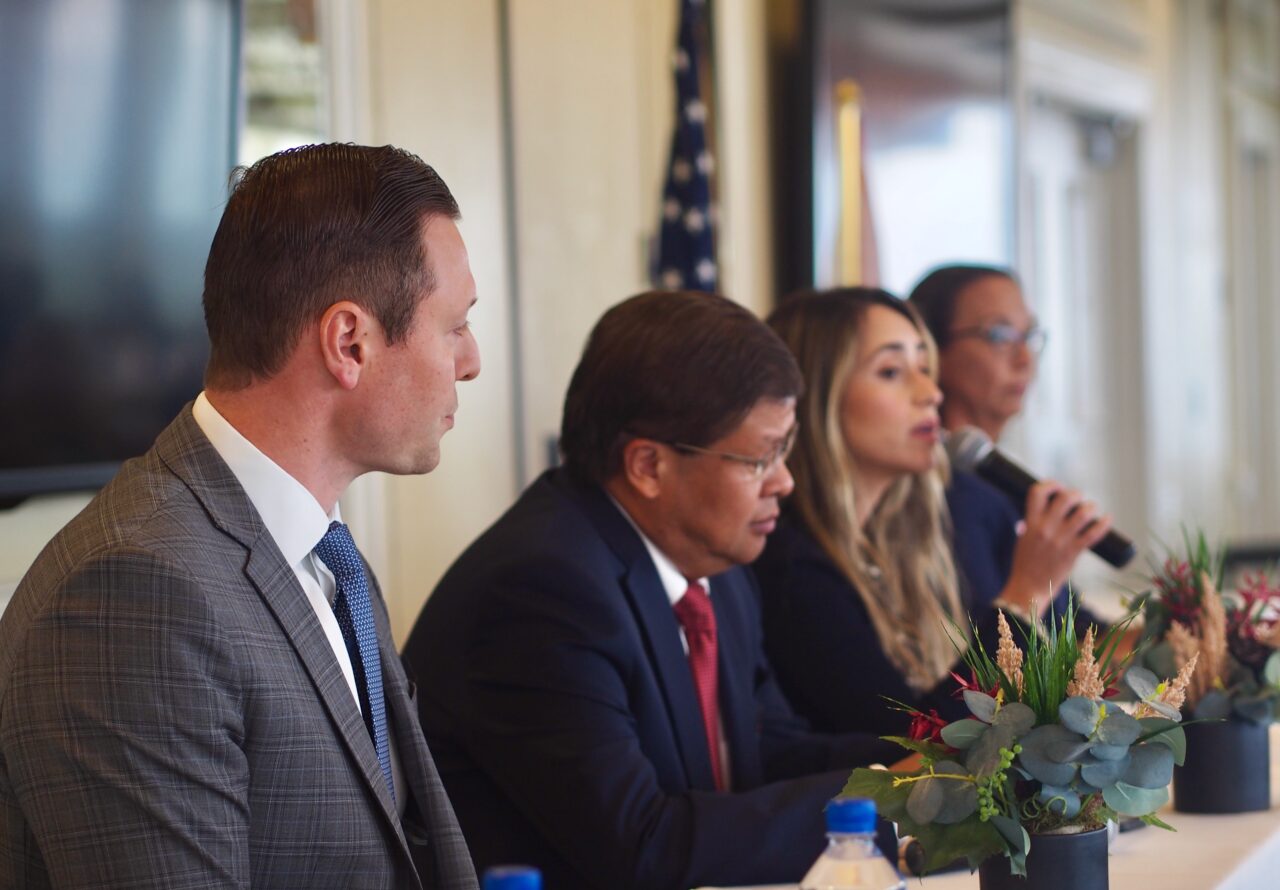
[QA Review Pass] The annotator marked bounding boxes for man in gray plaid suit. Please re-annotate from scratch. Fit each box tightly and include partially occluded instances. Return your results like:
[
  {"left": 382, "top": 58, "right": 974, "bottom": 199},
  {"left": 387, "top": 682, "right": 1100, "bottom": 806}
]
[{"left": 0, "top": 144, "right": 481, "bottom": 889}]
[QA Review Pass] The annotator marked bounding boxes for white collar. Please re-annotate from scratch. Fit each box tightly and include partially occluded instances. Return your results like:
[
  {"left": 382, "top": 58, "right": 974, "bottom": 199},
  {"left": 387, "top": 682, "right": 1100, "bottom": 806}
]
[
  {"left": 606, "top": 494, "right": 710, "bottom": 607},
  {"left": 192, "top": 392, "right": 339, "bottom": 564}
]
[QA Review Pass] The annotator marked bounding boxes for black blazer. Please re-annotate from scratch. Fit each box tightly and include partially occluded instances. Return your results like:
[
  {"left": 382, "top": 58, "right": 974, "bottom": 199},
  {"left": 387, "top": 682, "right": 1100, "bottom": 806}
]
[{"left": 403, "top": 469, "right": 898, "bottom": 890}]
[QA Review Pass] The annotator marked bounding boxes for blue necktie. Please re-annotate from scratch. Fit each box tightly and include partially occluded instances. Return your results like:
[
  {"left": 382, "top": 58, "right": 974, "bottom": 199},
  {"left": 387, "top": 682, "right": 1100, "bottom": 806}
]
[{"left": 314, "top": 521, "right": 395, "bottom": 804}]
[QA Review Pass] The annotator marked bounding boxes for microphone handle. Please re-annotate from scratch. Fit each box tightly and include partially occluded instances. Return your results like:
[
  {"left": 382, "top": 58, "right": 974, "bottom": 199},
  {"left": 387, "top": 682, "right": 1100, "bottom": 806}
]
[{"left": 976, "top": 452, "right": 1137, "bottom": 569}]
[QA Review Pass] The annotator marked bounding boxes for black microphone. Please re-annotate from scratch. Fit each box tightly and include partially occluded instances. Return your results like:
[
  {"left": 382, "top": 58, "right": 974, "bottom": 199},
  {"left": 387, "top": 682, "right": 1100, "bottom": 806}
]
[{"left": 945, "top": 426, "right": 1136, "bottom": 568}]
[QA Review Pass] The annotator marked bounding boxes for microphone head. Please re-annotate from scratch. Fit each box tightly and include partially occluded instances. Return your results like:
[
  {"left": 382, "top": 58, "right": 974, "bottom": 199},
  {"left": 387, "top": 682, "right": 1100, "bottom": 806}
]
[{"left": 944, "top": 425, "right": 995, "bottom": 473}]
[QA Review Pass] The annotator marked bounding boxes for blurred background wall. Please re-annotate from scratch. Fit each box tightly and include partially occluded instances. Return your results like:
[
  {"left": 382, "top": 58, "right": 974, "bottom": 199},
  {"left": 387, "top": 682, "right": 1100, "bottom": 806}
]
[{"left": 0, "top": 0, "right": 1276, "bottom": 639}]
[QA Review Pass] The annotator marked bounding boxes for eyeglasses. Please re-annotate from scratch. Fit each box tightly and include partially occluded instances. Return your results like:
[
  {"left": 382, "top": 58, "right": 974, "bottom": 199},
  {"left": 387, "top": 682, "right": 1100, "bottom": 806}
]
[
  {"left": 667, "top": 424, "right": 798, "bottom": 479},
  {"left": 949, "top": 323, "right": 1047, "bottom": 354}
]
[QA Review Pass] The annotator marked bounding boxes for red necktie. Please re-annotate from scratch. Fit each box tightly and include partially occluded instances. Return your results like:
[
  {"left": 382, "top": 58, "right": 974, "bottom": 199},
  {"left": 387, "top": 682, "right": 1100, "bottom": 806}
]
[{"left": 673, "top": 582, "right": 725, "bottom": 791}]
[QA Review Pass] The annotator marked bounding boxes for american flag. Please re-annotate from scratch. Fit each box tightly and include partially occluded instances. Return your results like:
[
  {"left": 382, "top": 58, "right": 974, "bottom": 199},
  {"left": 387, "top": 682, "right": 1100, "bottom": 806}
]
[{"left": 653, "top": 0, "right": 717, "bottom": 293}]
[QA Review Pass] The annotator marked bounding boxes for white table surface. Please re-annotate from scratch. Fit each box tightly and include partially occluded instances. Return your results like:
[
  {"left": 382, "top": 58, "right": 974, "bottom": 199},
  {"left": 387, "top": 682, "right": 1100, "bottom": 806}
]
[{"left": 705, "top": 724, "right": 1280, "bottom": 890}]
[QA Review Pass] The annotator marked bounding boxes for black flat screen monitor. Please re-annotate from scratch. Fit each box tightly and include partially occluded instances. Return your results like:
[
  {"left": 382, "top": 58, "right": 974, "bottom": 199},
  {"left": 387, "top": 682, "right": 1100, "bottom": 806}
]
[{"left": 0, "top": 0, "right": 241, "bottom": 505}]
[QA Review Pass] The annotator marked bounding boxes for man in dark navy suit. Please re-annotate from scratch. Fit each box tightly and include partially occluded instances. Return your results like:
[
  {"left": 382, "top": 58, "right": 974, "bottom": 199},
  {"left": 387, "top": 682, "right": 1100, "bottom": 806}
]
[{"left": 403, "top": 291, "right": 899, "bottom": 890}]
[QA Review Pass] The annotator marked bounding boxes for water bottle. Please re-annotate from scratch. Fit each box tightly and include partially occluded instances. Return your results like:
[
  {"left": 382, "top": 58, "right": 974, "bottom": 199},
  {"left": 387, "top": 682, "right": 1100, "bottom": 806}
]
[
  {"left": 482, "top": 865, "right": 541, "bottom": 890},
  {"left": 800, "top": 798, "right": 906, "bottom": 890}
]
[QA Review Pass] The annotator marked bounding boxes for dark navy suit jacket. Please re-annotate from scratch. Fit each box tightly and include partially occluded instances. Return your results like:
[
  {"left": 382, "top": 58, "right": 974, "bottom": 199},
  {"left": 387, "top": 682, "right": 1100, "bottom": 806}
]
[{"left": 403, "top": 469, "right": 898, "bottom": 890}]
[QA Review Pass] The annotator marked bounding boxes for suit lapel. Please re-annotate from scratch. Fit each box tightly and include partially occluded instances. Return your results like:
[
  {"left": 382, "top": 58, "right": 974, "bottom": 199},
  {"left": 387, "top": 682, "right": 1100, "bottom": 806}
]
[
  {"left": 555, "top": 472, "right": 718, "bottom": 791},
  {"left": 155, "top": 407, "right": 405, "bottom": 835},
  {"left": 709, "top": 572, "right": 764, "bottom": 789},
  {"left": 241, "top": 542, "right": 401, "bottom": 822}
]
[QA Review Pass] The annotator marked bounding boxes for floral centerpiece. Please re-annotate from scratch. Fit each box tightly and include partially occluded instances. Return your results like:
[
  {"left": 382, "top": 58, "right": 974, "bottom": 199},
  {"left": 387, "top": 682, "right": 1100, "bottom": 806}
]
[
  {"left": 845, "top": 604, "right": 1192, "bottom": 880},
  {"left": 1130, "top": 532, "right": 1280, "bottom": 724},
  {"left": 1127, "top": 532, "right": 1280, "bottom": 813}
]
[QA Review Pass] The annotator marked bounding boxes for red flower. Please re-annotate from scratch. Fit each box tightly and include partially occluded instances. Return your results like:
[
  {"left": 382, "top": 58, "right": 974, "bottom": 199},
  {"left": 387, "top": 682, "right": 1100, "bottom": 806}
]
[{"left": 907, "top": 708, "right": 949, "bottom": 743}]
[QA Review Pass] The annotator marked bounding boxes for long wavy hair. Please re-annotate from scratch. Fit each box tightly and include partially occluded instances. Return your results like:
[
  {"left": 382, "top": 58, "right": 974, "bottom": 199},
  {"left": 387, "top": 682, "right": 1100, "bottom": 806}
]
[{"left": 768, "top": 287, "right": 965, "bottom": 691}]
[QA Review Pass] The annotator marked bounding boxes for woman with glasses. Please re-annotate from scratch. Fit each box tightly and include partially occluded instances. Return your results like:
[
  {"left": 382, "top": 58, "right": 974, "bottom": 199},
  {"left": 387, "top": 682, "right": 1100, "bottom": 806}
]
[
  {"left": 908, "top": 264, "right": 1107, "bottom": 630},
  {"left": 752, "top": 288, "right": 1109, "bottom": 736},
  {"left": 908, "top": 264, "right": 1045, "bottom": 442}
]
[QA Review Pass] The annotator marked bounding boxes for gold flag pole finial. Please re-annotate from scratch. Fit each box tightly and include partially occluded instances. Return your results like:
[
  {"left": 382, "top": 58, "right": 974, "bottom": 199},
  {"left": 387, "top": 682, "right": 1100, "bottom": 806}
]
[{"left": 835, "top": 79, "right": 863, "bottom": 286}]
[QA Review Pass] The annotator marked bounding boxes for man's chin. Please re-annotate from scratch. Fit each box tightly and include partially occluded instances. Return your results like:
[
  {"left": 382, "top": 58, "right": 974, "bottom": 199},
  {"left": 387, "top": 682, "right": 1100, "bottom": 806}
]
[{"left": 380, "top": 446, "right": 442, "bottom": 477}]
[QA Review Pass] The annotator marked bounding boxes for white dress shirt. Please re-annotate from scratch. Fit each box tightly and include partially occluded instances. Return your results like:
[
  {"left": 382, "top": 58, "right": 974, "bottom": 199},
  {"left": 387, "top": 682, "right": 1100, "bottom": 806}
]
[{"left": 192, "top": 392, "right": 406, "bottom": 812}]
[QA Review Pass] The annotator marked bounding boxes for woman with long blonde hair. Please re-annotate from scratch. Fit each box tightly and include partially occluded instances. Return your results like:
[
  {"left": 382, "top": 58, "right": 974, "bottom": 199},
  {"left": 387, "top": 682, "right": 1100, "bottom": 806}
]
[{"left": 754, "top": 288, "right": 1108, "bottom": 734}]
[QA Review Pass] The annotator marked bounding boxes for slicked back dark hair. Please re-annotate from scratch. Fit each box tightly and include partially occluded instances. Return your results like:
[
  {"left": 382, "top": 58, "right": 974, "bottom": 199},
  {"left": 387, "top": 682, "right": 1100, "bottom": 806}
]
[
  {"left": 907, "top": 263, "right": 1018, "bottom": 349},
  {"left": 560, "top": 290, "right": 804, "bottom": 484},
  {"left": 203, "top": 143, "right": 460, "bottom": 389}
]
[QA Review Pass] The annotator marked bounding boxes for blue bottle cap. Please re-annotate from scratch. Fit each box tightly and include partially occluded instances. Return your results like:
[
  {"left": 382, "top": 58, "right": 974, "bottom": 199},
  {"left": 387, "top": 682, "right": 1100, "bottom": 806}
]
[
  {"left": 826, "top": 796, "right": 877, "bottom": 833},
  {"left": 482, "top": 865, "right": 542, "bottom": 890}
]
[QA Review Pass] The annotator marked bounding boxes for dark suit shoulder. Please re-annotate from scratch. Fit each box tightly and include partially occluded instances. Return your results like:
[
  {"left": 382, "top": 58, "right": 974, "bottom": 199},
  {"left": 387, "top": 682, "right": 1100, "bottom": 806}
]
[{"left": 947, "top": 470, "right": 1020, "bottom": 530}]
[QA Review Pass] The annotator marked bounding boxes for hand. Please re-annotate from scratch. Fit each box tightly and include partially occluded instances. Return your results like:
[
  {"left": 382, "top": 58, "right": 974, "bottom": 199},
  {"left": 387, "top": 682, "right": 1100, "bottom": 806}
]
[{"left": 1001, "top": 480, "right": 1112, "bottom": 613}]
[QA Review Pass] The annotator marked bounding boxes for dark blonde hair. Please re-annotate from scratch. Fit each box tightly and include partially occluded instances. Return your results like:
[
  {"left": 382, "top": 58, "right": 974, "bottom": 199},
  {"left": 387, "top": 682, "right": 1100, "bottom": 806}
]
[{"left": 768, "top": 287, "right": 964, "bottom": 690}]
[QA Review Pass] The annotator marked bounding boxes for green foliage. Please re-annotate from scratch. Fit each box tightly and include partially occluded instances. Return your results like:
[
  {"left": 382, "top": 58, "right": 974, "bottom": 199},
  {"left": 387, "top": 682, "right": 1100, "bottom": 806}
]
[
  {"left": 1130, "top": 528, "right": 1280, "bottom": 724},
  {"left": 852, "top": 592, "right": 1181, "bottom": 876},
  {"left": 844, "top": 767, "right": 1004, "bottom": 874},
  {"left": 1137, "top": 717, "right": 1187, "bottom": 766}
]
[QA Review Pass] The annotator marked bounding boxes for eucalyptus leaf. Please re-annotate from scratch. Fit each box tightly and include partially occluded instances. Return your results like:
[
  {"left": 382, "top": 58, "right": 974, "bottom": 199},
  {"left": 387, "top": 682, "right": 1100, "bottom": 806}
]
[
  {"left": 1193, "top": 690, "right": 1232, "bottom": 720},
  {"left": 1103, "top": 781, "right": 1169, "bottom": 817},
  {"left": 1017, "top": 726, "right": 1079, "bottom": 787},
  {"left": 940, "top": 718, "right": 987, "bottom": 751},
  {"left": 1097, "top": 709, "right": 1142, "bottom": 746},
  {"left": 1142, "top": 699, "right": 1183, "bottom": 721},
  {"left": 1080, "top": 754, "right": 1130, "bottom": 788},
  {"left": 992, "top": 702, "right": 1036, "bottom": 733},
  {"left": 964, "top": 690, "right": 998, "bottom": 723},
  {"left": 1123, "top": 744, "right": 1174, "bottom": 789},
  {"left": 1037, "top": 785, "right": 1082, "bottom": 818},
  {"left": 934, "top": 779, "right": 979, "bottom": 824},
  {"left": 1046, "top": 737, "right": 1094, "bottom": 763},
  {"left": 966, "top": 724, "right": 1016, "bottom": 778},
  {"left": 907, "top": 775, "right": 944, "bottom": 824},
  {"left": 1059, "top": 697, "right": 1100, "bottom": 736},
  {"left": 1138, "top": 719, "right": 1187, "bottom": 766},
  {"left": 1264, "top": 650, "right": 1280, "bottom": 688},
  {"left": 1125, "top": 665, "right": 1160, "bottom": 699},
  {"left": 1090, "top": 743, "right": 1130, "bottom": 761}
]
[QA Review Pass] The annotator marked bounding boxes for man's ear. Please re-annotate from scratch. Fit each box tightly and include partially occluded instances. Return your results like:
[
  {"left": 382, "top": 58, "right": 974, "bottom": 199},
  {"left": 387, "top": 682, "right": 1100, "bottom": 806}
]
[
  {"left": 319, "top": 301, "right": 375, "bottom": 390},
  {"left": 619, "top": 437, "right": 671, "bottom": 500}
]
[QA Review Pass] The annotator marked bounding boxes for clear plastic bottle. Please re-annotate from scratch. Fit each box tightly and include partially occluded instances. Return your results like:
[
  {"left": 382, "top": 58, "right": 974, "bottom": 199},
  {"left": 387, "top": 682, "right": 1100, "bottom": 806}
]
[
  {"left": 800, "top": 798, "right": 906, "bottom": 890},
  {"left": 482, "top": 865, "right": 542, "bottom": 890}
]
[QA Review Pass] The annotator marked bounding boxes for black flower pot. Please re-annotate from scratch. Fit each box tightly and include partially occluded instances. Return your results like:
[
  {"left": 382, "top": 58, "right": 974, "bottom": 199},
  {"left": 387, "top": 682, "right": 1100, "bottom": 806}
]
[
  {"left": 978, "top": 827, "right": 1108, "bottom": 890},
  {"left": 1173, "top": 718, "right": 1271, "bottom": 813}
]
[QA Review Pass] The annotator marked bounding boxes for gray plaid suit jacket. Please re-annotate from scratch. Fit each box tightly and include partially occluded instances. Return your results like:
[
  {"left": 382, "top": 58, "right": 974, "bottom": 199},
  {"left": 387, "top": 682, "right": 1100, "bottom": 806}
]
[{"left": 0, "top": 406, "right": 477, "bottom": 889}]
